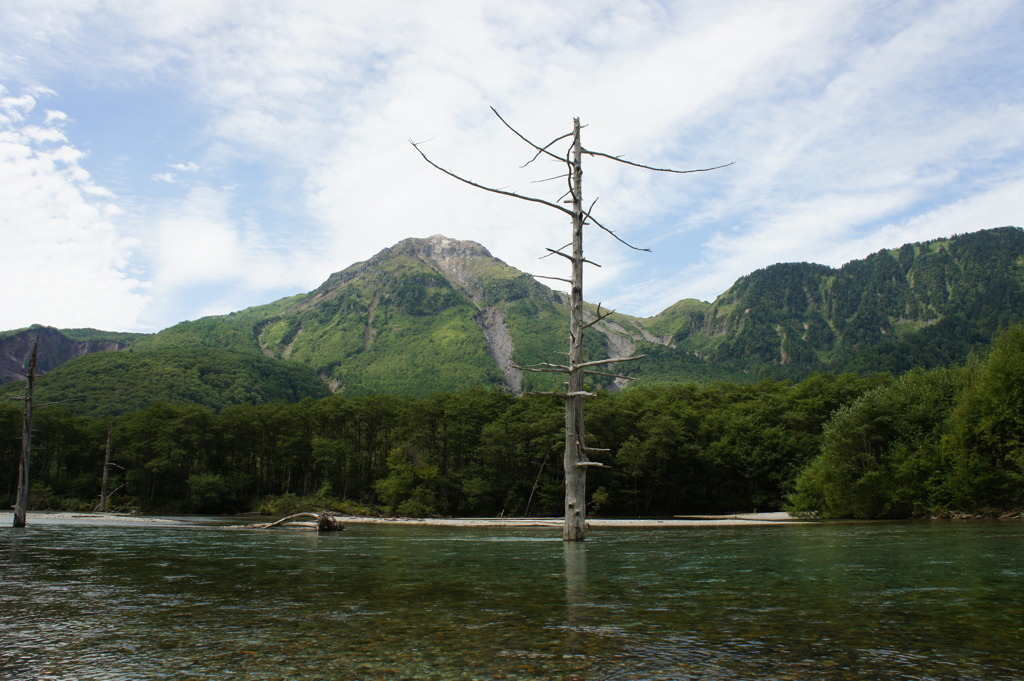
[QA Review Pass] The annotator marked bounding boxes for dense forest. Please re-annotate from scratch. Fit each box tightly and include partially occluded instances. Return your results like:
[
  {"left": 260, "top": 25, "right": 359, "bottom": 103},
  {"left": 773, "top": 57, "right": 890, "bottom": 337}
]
[{"left": 4, "top": 326, "right": 1022, "bottom": 518}]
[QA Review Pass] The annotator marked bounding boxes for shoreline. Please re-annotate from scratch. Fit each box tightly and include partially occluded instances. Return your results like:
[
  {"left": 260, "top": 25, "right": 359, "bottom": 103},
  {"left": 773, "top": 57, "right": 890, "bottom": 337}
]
[
  {"left": 325, "top": 511, "right": 809, "bottom": 527},
  {"left": 1, "top": 510, "right": 809, "bottom": 528}
]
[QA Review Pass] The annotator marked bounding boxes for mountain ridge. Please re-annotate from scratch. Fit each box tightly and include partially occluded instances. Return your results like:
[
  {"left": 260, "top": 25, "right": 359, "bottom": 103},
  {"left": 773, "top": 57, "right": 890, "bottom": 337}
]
[{"left": 3, "top": 227, "right": 1022, "bottom": 413}]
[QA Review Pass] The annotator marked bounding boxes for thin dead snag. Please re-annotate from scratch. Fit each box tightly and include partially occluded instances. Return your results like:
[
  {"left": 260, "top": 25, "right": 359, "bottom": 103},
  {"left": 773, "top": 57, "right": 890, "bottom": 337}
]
[
  {"left": 12, "top": 337, "right": 38, "bottom": 528},
  {"left": 6, "top": 336, "right": 86, "bottom": 527},
  {"left": 414, "top": 111, "right": 729, "bottom": 540}
]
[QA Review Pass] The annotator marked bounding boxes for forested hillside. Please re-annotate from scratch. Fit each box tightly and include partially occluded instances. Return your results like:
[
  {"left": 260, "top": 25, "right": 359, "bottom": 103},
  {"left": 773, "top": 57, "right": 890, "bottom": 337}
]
[
  {"left": 657, "top": 226, "right": 1024, "bottom": 375},
  {"left": 0, "top": 373, "right": 883, "bottom": 516},
  {"left": 4, "top": 326, "right": 1021, "bottom": 519},
  {"left": 2, "top": 227, "right": 1022, "bottom": 416},
  {"left": 2, "top": 347, "right": 330, "bottom": 418}
]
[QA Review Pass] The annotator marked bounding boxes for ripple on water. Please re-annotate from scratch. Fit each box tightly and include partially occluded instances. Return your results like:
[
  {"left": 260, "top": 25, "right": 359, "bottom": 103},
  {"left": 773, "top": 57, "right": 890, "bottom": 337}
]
[{"left": 3, "top": 521, "right": 1024, "bottom": 680}]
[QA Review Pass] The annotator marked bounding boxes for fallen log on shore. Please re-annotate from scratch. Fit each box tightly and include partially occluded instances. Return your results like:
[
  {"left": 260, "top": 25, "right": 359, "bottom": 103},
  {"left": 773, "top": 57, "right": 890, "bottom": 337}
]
[{"left": 244, "top": 512, "right": 345, "bottom": 532}]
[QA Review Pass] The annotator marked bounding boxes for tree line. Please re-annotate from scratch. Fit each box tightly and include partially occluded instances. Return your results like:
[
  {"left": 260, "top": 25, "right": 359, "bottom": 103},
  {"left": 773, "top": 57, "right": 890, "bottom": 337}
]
[{"left": 3, "top": 327, "right": 1022, "bottom": 518}]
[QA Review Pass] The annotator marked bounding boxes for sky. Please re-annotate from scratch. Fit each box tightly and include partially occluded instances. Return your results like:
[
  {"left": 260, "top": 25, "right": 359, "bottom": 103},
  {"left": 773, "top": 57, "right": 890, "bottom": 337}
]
[{"left": 1, "top": 1, "right": 1022, "bottom": 333}]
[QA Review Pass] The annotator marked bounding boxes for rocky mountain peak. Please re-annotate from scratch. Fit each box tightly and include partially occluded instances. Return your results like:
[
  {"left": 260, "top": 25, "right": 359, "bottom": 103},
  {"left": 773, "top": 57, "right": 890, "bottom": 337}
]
[
  {"left": 402, "top": 235, "right": 508, "bottom": 307},
  {"left": 412, "top": 234, "right": 492, "bottom": 261},
  {"left": 0, "top": 326, "right": 129, "bottom": 386}
]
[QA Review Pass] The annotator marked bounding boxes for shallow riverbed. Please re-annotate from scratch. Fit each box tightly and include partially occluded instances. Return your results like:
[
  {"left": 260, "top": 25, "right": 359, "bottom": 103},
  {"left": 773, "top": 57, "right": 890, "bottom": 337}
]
[{"left": 2, "top": 515, "right": 1022, "bottom": 679}]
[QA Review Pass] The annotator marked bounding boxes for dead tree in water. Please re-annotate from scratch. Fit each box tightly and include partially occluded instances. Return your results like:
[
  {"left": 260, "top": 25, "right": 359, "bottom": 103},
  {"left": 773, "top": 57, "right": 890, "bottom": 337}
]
[
  {"left": 7, "top": 336, "right": 86, "bottom": 527},
  {"left": 413, "top": 110, "right": 729, "bottom": 540},
  {"left": 12, "top": 337, "right": 39, "bottom": 528}
]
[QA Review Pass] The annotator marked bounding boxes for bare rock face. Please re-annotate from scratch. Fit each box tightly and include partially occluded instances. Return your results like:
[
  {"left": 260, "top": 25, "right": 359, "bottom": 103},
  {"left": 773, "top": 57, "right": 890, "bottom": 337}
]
[
  {"left": 409, "top": 234, "right": 497, "bottom": 307},
  {"left": 475, "top": 306, "right": 522, "bottom": 393},
  {"left": 0, "top": 326, "right": 127, "bottom": 385}
]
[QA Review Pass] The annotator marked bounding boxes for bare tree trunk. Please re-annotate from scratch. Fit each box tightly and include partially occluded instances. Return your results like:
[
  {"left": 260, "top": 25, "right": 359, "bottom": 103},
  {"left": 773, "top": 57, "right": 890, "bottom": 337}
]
[
  {"left": 412, "top": 109, "right": 727, "bottom": 541},
  {"left": 564, "top": 118, "right": 587, "bottom": 541},
  {"left": 99, "top": 422, "right": 113, "bottom": 512},
  {"left": 13, "top": 338, "right": 38, "bottom": 528}
]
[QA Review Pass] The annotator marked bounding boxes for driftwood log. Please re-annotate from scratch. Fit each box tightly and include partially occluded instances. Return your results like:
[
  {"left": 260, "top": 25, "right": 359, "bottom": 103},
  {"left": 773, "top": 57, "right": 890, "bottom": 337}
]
[{"left": 245, "top": 512, "right": 345, "bottom": 532}]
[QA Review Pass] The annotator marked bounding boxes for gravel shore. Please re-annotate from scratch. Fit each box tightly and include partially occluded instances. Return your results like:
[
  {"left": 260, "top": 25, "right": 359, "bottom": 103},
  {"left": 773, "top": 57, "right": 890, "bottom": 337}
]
[{"left": 2, "top": 510, "right": 808, "bottom": 528}]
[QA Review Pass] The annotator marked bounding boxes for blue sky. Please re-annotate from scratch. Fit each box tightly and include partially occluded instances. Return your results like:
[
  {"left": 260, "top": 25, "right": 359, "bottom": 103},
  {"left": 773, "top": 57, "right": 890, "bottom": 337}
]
[{"left": 2, "top": 1, "right": 1022, "bottom": 333}]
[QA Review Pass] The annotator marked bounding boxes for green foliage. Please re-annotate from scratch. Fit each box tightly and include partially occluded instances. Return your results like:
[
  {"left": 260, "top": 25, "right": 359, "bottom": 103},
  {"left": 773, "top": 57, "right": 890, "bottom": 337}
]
[
  {"left": 58, "top": 328, "right": 149, "bottom": 344},
  {"left": 585, "top": 373, "right": 884, "bottom": 516},
  {"left": 668, "top": 226, "right": 1024, "bottom": 379},
  {"left": 942, "top": 326, "right": 1024, "bottom": 509},
  {"left": 5, "top": 352, "right": 1021, "bottom": 519},
  {"left": 7, "top": 228, "right": 1018, "bottom": 404},
  {"left": 792, "top": 325, "right": 1024, "bottom": 518},
  {"left": 254, "top": 487, "right": 373, "bottom": 516},
  {"left": 643, "top": 298, "right": 710, "bottom": 340},
  {"left": 132, "top": 296, "right": 303, "bottom": 354},
  {"left": 7, "top": 229, "right": 1024, "bottom": 518},
  {"left": 790, "top": 368, "right": 964, "bottom": 518},
  {"left": 0, "top": 347, "right": 330, "bottom": 418},
  {"left": 188, "top": 473, "right": 238, "bottom": 513}
]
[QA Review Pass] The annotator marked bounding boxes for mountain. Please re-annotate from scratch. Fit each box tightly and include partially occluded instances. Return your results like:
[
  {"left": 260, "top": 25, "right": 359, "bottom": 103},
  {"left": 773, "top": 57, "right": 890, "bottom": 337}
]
[
  {"left": 0, "top": 325, "right": 139, "bottom": 386},
  {"left": 2, "top": 227, "right": 1023, "bottom": 415},
  {"left": 2, "top": 346, "right": 332, "bottom": 418},
  {"left": 651, "top": 226, "right": 1024, "bottom": 375},
  {"left": 131, "top": 234, "right": 676, "bottom": 396}
]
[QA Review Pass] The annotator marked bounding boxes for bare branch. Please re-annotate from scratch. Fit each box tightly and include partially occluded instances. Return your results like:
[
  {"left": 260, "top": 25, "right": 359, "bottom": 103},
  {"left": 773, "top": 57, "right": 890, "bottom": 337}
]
[
  {"left": 582, "top": 149, "right": 736, "bottom": 175},
  {"left": 545, "top": 248, "right": 603, "bottom": 269},
  {"left": 540, "top": 242, "right": 572, "bottom": 258},
  {"left": 530, "top": 173, "right": 570, "bottom": 184},
  {"left": 490, "top": 107, "right": 570, "bottom": 166},
  {"left": 515, "top": 361, "right": 570, "bottom": 373},
  {"left": 544, "top": 248, "right": 575, "bottom": 262},
  {"left": 410, "top": 140, "right": 572, "bottom": 216},
  {"left": 529, "top": 273, "right": 572, "bottom": 284},
  {"left": 525, "top": 390, "right": 595, "bottom": 399},
  {"left": 583, "top": 369, "right": 640, "bottom": 380},
  {"left": 575, "top": 356, "right": 646, "bottom": 369},
  {"left": 579, "top": 208, "right": 651, "bottom": 252},
  {"left": 582, "top": 305, "right": 616, "bottom": 329}
]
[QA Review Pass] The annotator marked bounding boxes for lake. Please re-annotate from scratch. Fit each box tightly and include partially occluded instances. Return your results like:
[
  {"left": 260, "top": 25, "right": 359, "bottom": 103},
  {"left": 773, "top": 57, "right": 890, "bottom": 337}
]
[{"left": 2, "top": 517, "right": 1022, "bottom": 680}]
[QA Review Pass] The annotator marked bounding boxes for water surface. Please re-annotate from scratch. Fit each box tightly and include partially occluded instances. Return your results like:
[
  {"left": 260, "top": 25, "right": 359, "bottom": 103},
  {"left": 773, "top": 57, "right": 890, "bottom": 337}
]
[{"left": 2, "top": 519, "right": 1022, "bottom": 680}]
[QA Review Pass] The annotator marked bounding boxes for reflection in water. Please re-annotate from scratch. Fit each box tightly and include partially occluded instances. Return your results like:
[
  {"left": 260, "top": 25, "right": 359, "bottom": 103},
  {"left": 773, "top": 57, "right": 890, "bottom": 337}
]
[
  {"left": 2, "top": 520, "right": 1023, "bottom": 680},
  {"left": 563, "top": 540, "right": 588, "bottom": 662}
]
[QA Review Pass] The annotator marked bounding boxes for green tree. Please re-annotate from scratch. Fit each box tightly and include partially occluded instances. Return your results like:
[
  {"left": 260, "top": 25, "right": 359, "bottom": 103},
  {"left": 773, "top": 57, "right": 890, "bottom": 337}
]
[
  {"left": 791, "top": 367, "right": 966, "bottom": 518},
  {"left": 942, "top": 326, "right": 1024, "bottom": 510}
]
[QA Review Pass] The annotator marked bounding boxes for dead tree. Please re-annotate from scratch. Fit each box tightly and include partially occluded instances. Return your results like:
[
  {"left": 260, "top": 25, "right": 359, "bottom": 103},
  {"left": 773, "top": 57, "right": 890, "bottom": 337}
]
[
  {"left": 7, "top": 336, "right": 85, "bottom": 527},
  {"left": 413, "top": 110, "right": 729, "bottom": 540},
  {"left": 98, "top": 423, "right": 113, "bottom": 511},
  {"left": 12, "top": 337, "right": 39, "bottom": 528}
]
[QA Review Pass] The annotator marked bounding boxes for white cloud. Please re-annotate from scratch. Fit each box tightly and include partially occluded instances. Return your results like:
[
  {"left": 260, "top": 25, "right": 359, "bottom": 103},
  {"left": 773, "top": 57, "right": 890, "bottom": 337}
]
[
  {"left": 0, "top": 0, "right": 1022, "bottom": 330},
  {"left": 169, "top": 161, "right": 199, "bottom": 172},
  {"left": 0, "top": 88, "right": 148, "bottom": 330}
]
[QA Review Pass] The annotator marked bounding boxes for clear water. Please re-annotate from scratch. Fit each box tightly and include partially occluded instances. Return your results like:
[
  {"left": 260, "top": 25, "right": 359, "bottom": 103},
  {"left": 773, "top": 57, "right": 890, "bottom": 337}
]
[{"left": 2, "top": 519, "right": 1022, "bottom": 680}]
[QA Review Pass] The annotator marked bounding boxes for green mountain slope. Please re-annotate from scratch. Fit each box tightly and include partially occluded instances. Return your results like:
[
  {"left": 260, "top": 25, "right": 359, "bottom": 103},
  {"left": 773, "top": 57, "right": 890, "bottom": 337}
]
[
  {"left": 645, "top": 226, "right": 1024, "bottom": 375},
  {"left": 141, "top": 235, "right": 577, "bottom": 396},
  {"left": 0, "top": 347, "right": 330, "bottom": 418},
  {"left": 3, "top": 227, "right": 1023, "bottom": 414}
]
